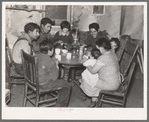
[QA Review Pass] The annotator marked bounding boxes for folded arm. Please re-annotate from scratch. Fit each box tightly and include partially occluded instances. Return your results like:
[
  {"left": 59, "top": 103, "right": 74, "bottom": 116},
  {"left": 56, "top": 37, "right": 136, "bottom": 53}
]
[{"left": 87, "top": 60, "right": 104, "bottom": 74}]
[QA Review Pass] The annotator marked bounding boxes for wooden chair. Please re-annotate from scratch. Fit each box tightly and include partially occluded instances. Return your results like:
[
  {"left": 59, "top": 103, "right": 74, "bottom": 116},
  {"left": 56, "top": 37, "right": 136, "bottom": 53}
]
[
  {"left": 119, "top": 39, "right": 139, "bottom": 77},
  {"left": 21, "top": 50, "right": 62, "bottom": 107},
  {"left": 5, "top": 36, "right": 24, "bottom": 89},
  {"left": 95, "top": 40, "right": 139, "bottom": 107}
]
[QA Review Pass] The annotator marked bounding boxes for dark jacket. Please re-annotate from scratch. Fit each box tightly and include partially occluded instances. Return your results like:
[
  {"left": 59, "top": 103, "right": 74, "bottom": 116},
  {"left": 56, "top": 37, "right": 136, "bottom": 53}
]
[{"left": 84, "top": 30, "right": 109, "bottom": 49}]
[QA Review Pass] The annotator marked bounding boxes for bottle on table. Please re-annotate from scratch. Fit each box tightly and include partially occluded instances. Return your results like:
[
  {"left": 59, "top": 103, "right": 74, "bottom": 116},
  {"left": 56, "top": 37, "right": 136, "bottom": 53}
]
[{"left": 79, "top": 45, "right": 84, "bottom": 60}]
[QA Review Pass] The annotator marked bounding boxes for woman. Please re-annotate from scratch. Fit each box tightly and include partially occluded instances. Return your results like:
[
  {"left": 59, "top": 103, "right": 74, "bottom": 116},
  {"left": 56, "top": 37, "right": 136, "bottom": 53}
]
[
  {"left": 53, "top": 21, "right": 73, "bottom": 50},
  {"left": 35, "top": 40, "right": 72, "bottom": 107},
  {"left": 80, "top": 38, "right": 121, "bottom": 107}
]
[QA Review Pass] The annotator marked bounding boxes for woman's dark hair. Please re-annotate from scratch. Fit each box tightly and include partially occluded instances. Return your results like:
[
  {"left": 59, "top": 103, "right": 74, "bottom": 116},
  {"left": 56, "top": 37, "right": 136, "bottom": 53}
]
[
  {"left": 24, "top": 22, "right": 40, "bottom": 33},
  {"left": 40, "top": 18, "right": 54, "bottom": 26},
  {"left": 60, "top": 21, "right": 71, "bottom": 31},
  {"left": 110, "top": 37, "right": 120, "bottom": 51},
  {"left": 84, "top": 45, "right": 92, "bottom": 52},
  {"left": 89, "top": 23, "right": 100, "bottom": 32},
  {"left": 39, "top": 39, "right": 54, "bottom": 54},
  {"left": 91, "top": 49, "right": 101, "bottom": 59},
  {"left": 96, "top": 38, "right": 111, "bottom": 50}
]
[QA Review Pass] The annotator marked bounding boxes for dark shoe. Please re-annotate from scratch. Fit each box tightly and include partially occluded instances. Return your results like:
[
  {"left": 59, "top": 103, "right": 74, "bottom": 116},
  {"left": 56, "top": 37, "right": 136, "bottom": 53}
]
[
  {"left": 89, "top": 101, "right": 96, "bottom": 107},
  {"left": 81, "top": 93, "right": 88, "bottom": 101}
]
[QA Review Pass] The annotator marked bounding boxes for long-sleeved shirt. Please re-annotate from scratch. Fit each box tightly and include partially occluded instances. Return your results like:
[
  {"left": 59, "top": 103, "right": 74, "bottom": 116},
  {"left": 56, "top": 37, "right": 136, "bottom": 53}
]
[
  {"left": 53, "top": 30, "right": 74, "bottom": 44},
  {"left": 35, "top": 53, "right": 59, "bottom": 86},
  {"left": 32, "top": 27, "right": 53, "bottom": 54},
  {"left": 84, "top": 31, "right": 110, "bottom": 49}
]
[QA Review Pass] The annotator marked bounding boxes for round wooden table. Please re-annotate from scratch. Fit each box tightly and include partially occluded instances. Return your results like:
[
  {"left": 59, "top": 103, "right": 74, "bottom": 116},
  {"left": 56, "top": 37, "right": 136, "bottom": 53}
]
[{"left": 59, "top": 53, "right": 84, "bottom": 83}]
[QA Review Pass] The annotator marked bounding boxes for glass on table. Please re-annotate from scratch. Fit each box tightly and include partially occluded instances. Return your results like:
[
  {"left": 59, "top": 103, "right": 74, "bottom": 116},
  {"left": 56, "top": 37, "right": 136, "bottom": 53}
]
[
  {"left": 72, "top": 48, "right": 78, "bottom": 57},
  {"left": 55, "top": 48, "right": 61, "bottom": 55},
  {"left": 66, "top": 52, "right": 72, "bottom": 60}
]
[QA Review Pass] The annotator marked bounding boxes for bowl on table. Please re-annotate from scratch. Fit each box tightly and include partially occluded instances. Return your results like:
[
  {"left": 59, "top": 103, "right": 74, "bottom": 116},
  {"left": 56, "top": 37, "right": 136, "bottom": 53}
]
[{"left": 62, "top": 49, "right": 68, "bottom": 54}]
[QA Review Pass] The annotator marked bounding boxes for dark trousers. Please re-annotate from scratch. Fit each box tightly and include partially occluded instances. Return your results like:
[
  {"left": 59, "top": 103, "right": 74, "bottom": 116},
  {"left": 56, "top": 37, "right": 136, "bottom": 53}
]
[
  {"left": 13, "top": 62, "right": 24, "bottom": 76},
  {"left": 55, "top": 86, "right": 72, "bottom": 107},
  {"left": 40, "top": 79, "right": 72, "bottom": 107}
]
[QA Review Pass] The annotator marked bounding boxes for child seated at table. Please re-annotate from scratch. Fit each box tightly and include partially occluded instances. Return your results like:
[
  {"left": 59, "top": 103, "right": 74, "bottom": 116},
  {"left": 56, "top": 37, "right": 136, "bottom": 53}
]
[
  {"left": 35, "top": 40, "right": 72, "bottom": 107},
  {"left": 82, "top": 45, "right": 93, "bottom": 58},
  {"left": 80, "top": 49, "right": 101, "bottom": 88},
  {"left": 53, "top": 21, "right": 73, "bottom": 51},
  {"left": 110, "top": 37, "right": 120, "bottom": 52}
]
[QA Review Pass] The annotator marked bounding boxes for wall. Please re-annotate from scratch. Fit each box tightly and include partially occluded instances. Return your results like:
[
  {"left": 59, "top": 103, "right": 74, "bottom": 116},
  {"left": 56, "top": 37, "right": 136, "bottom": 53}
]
[
  {"left": 73, "top": 5, "right": 121, "bottom": 38},
  {"left": 72, "top": 5, "right": 144, "bottom": 40},
  {"left": 5, "top": 5, "right": 144, "bottom": 40},
  {"left": 121, "top": 6, "right": 144, "bottom": 40},
  {"left": 5, "top": 9, "right": 42, "bottom": 37}
]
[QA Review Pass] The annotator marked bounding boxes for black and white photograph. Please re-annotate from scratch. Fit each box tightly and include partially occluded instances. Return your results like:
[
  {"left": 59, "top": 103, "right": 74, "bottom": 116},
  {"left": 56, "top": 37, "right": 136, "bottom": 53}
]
[{"left": 2, "top": 1, "right": 147, "bottom": 120}]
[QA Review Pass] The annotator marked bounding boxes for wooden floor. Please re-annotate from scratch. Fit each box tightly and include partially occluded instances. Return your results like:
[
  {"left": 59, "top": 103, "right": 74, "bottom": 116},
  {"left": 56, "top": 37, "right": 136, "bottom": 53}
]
[{"left": 7, "top": 64, "right": 143, "bottom": 108}]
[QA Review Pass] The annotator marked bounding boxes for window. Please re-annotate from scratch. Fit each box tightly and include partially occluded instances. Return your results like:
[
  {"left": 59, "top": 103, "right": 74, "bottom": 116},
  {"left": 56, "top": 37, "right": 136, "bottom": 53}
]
[{"left": 45, "top": 5, "right": 67, "bottom": 25}]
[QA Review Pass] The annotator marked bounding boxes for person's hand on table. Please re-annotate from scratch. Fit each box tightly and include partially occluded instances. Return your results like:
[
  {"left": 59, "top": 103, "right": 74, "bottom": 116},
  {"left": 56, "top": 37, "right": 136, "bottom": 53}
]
[
  {"left": 53, "top": 40, "right": 63, "bottom": 46},
  {"left": 82, "top": 44, "right": 87, "bottom": 47},
  {"left": 80, "top": 55, "right": 88, "bottom": 63},
  {"left": 57, "top": 40, "right": 63, "bottom": 44}
]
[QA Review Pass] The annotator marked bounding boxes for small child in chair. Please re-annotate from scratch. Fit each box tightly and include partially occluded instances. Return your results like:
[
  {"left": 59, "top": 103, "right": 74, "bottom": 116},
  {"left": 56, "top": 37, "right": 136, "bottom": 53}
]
[{"left": 80, "top": 48, "right": 101, "bottom": 88}]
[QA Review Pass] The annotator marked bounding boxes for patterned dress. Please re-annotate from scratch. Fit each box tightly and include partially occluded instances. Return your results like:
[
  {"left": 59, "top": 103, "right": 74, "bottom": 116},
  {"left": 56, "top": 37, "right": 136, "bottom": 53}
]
[{"left": 80, "top": 51, "right": 121, "bottom": 97}]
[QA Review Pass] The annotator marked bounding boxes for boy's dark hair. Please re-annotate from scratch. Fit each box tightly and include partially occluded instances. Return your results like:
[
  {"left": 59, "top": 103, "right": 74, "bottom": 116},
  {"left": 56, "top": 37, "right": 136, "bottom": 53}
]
[
  {"left": 41, "top": 18, "right": 54, "bottom": 26},
  {"left": 110, "top": 37, "right": 120, "bottom": 51},
  {"left": 71, "top": 28, "right": 80, "bottom": 35},
  {"left": 91, "top": 49, "right": 101, "bottom": 59},
  {"left": 71, "top": 29, "right": 77, "bottom": 34},
  {"left": 96, "top": 38, "right": 111, "bottom": 50},
  {"left": 39, "top": 39, "right": 54, "bottom": 54},
  {"left": 60, "top": 21, "right": 71, "bottom": 31},
  {"left": 89, "top": 23, "right": 100, "bottom": 32},
  {"left": 24, "top": 23, "right": 40, "bottom": 33}
]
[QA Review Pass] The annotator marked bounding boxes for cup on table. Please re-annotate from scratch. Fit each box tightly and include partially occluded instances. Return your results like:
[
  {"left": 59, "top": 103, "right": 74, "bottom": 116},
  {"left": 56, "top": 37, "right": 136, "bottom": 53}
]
[
  {"left": 66, "top": 52, "right": 72, "bottom": 60},
  {"left": 55, "top": 54, "right": 61, "bottom": 61},
  {"left": 55, "top": 48, "right": 61, "bottom": 55}
]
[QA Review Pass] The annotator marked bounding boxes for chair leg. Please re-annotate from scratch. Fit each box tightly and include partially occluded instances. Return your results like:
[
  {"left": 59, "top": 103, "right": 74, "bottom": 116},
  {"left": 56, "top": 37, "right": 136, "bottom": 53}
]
[
  {"left": 10, "top": 77, "right": 13, "bottom": 89},
  {"left": 96, "top": 93, "right": 103, "bottom": 107},
  {"left": 23, "top": 97, "right": 27, "bottom": 107},
  {"left": 35, "top": 96, "right": 39, "bottom": 107},
  {"left": 98, "top": 95, "right": 104, "bottom": 107},
  {"left": 22, "top": 84, "right": 27, "bottom": 107},
  {"left": 122, "top": 97, "right": 127, "bottom": 107}
]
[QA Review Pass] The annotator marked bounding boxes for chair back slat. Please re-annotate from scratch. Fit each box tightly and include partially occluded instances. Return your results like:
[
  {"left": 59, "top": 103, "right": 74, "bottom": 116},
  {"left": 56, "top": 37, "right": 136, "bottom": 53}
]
[
  {"left": 119, "top": 40, "right": 139, "bottom": 77},
  {"left": 117, "top": 62, "right": 136, "bottom": 93},
  {"left": 5, "top": 36, "right": 13, "bottom": 64},
  {"left": 125, "top": 41, "right": 138, "bottom": 56},
  {"left": 6, "top": 47, "right": 11, "bottom": 88},
  {"left": 21, "top": 50, "right": 38, "bottom": 89}
]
